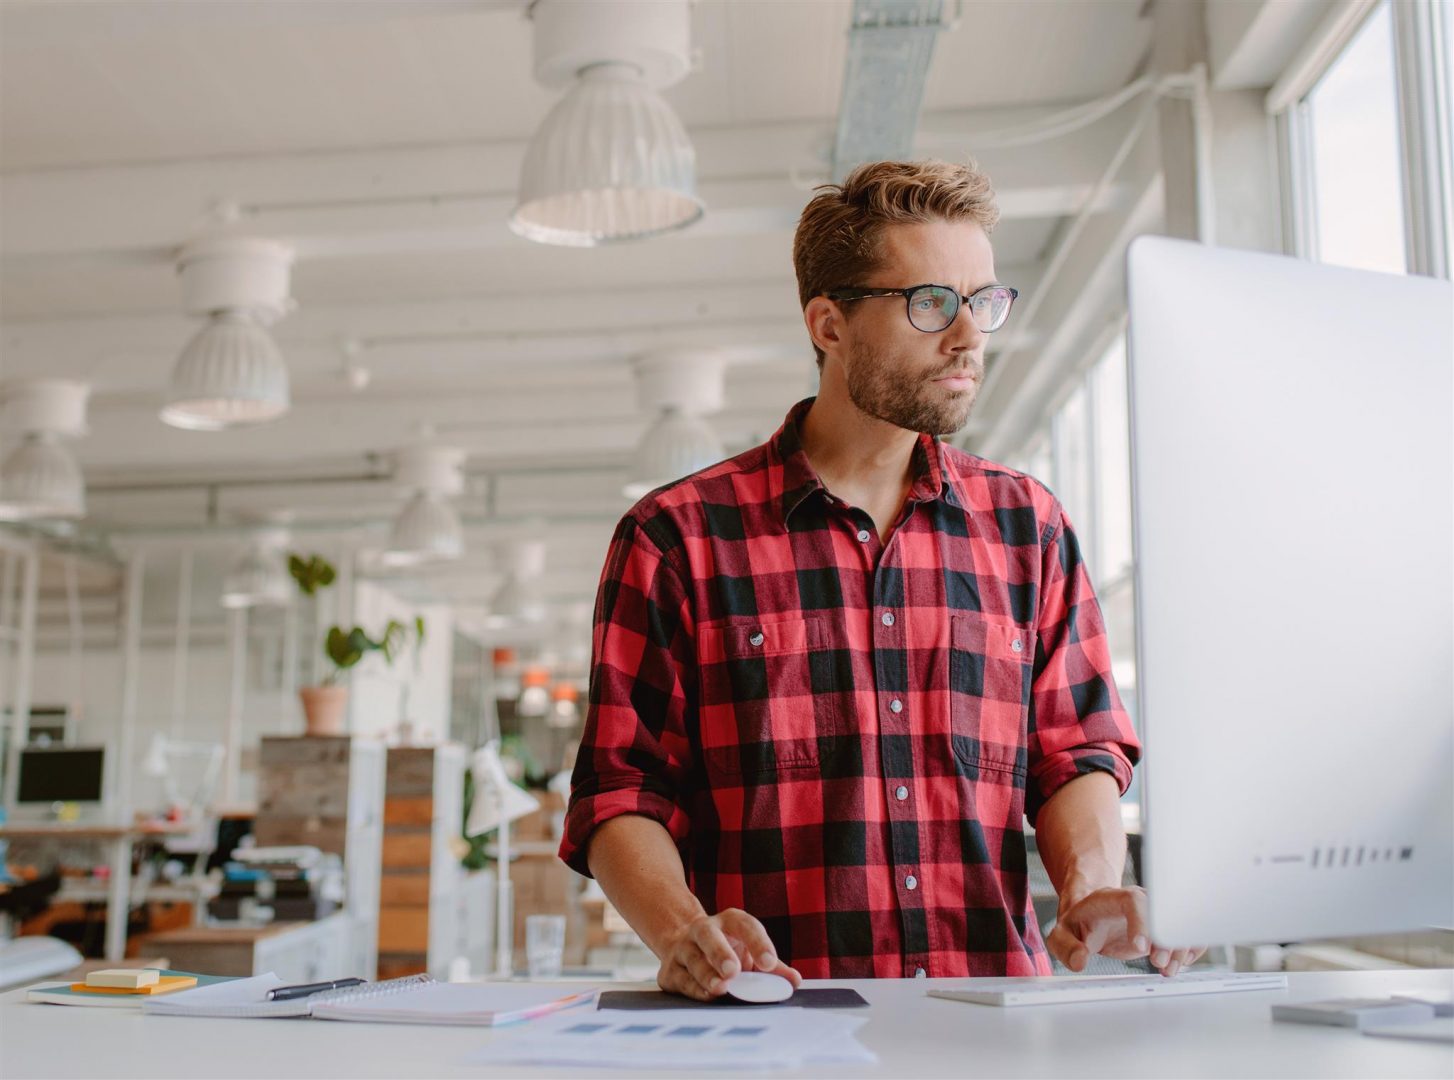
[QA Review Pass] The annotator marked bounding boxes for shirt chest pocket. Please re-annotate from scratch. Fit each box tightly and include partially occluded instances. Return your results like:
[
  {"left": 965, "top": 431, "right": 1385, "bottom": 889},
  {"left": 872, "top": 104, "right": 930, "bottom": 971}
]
[
  {"left": 949, "top": 613, "right": 1034, "bottom": 774},
  {"left": 696, "top": 616, "right": 836, "bottom": 777}
]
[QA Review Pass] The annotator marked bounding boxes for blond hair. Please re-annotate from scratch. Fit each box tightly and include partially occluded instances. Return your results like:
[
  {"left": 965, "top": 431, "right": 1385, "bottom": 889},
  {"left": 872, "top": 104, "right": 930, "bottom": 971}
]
[{"left": 792, "top": 159, "right": 1000, "bottom": 365}]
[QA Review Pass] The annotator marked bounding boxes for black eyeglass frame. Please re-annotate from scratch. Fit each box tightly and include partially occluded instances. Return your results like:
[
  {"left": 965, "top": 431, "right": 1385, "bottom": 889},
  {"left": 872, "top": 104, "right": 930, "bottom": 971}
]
[{"left": 824, "top": 282, "right": 1020, "bottom": 334}]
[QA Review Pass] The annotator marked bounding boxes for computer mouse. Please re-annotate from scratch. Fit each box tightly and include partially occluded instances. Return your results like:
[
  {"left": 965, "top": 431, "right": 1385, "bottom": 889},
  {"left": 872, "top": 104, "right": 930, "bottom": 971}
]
[{"left": 721, "top": 970, "right": 794, "bottom": 1004}]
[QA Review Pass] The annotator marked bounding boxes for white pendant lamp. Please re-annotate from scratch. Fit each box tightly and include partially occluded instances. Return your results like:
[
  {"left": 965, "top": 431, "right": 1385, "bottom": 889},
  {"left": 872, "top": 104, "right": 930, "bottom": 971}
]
[
  {"left": 387, "top": 491, "right": 463, "bottom": 566},
  {"left": 486, "top": 538, "right": 549, "bottom": 629},
  {"left": 623, "top": 350, "right": 728, "bottom": 499},
  {"left": 162, "top": 237, "right": 294, "bottom": 431},
  {"left": 220, "top": 527, "right": 292, "bottom": 610},
  {"left": 383, "top": 444, "right": 466, "bottom": 567},
  {"left": 0, "top": 379, "right": 90, "bottom": 522},
  {"left": 511, "top": 0, "right": 702, "bottom": 246},
  {"left": 624, "top": 409, "right": 724, "bottom": 500}
]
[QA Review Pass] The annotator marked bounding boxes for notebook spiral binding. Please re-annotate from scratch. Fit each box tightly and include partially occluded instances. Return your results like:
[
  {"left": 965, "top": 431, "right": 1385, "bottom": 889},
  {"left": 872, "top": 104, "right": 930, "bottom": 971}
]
[{"left": 310, "top": 973, "right": 436, "bottom": 1006}]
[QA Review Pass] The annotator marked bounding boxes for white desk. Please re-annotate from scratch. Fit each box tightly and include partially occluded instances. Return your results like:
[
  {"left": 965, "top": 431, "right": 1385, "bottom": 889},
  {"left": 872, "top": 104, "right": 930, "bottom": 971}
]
[{"left": 2, "top": 969, "right": 1451, "bottom": 1078}]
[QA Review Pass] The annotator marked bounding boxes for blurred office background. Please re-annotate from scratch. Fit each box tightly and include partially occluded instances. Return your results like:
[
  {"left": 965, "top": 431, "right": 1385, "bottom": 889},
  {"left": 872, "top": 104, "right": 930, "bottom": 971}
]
[{"left": 0, "top": 0, "right": 1449, "bottom": 984}]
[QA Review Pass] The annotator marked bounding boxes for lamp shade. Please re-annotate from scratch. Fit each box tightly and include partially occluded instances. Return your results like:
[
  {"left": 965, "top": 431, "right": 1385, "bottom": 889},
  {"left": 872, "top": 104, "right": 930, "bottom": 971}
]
[
  {"left": 0, "top": 433, "right": 85, "bottom": 521},
  {"left": 623, "top": 408, "right": 724, "bottom": 499},
  {"left": 220, "top": 543, "right": 291, "bottom": 609},
  {"left": 487, "top": 573, "right": 549, "bottom": 629},
  {"left": 383, "top": 491, "right": 463, "bottom": 567},
  {"left": 161, "top": 311, "right": 290, "bottom": 430},
  {"left": 511, "top": 62, "right": 703, "bottom": 247},
  {"left": 465, "top": 742, "right": 541, "bottom": 835}
]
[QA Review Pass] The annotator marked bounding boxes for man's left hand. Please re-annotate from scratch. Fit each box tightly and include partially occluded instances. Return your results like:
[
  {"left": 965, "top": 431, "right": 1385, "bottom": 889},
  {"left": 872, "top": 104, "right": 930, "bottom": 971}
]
[{"left": 1047, "top": 886, "right": 1206, "bottom": 977}]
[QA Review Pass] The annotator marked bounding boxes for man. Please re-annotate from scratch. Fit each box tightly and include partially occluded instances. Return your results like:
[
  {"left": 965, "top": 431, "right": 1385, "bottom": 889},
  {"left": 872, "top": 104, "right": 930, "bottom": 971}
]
[{"left": 561, "top": 159, "right": 1203, "bottom": 999}]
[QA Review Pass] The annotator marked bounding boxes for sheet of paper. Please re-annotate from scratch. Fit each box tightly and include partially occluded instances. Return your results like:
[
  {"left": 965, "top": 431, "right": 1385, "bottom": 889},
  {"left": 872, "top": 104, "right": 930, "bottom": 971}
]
[
  {"left": 141, "top": 973, "right": 307, "bottom": 1018},
  {"left": 468, "top": 1006, "right": 876, "bottom": 1070}
]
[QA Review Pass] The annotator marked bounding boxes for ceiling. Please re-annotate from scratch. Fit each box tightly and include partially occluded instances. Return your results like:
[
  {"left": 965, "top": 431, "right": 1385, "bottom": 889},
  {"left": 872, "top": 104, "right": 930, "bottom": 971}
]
[{"left": 0, "top": 0, "right": 1158, "bottom": 630}]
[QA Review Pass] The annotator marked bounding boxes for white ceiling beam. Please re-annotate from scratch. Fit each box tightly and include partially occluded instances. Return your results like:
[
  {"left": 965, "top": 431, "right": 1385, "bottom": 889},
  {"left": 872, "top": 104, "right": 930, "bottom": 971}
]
[
  {"left": 1, "top": 105, "right": 1140, "bottom": 261},
  {"left": 0, "top": 1, "right": 519, "bottom": 44}
]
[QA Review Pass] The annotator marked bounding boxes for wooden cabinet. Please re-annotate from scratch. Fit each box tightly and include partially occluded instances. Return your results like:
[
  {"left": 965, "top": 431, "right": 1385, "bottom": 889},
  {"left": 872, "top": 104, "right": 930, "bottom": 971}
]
[{"left": 376, "top": 743, "right": 468, "bottom": 980}]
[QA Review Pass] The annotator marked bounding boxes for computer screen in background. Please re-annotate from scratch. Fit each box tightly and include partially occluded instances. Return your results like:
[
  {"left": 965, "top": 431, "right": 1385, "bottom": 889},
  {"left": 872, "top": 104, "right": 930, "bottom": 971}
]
[
  {"left": 1126, "top": 236, "right": 1453, "bottom": 947},
  {"left": 16, "top": 746, "right": 106, "bottom": 804}
]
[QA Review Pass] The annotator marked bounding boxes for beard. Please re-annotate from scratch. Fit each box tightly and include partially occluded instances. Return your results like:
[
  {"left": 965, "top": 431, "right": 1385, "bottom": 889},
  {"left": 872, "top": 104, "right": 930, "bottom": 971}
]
[{"left": 842, "top": 338, "right": 981, "bottom": 436}]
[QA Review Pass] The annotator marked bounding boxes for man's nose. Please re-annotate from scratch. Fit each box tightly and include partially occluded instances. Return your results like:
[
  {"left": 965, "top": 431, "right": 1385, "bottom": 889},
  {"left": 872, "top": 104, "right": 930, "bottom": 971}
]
[{"left": 945, "top": 303, "right": 986, "bottom": 354}]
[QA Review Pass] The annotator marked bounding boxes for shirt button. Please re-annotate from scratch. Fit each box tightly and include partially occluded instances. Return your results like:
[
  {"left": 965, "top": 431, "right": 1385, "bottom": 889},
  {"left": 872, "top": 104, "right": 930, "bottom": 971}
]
[
  {"left": 856, "top": 529, "right": 871, "bottom": 543},
  {"left": 749, "top": 632, "right": 764, "bottom": 647},
  {"left": 914, "top": 966, "right": 927, "bottom": 978},
  {"left": 881, "top": 612, "right": 895, "bottom": 627},
  {"left": 895, "top": 786, "right": 908, "bottom": 801},
  {"left": 889, "top": 699, "right": 903, "bottom": 714},
  {"left": 1011, "top": 638, "right": 1024, "bottom": 653},
  {"left": 905, "top": 874, "right": 918, "bottom": 891}
]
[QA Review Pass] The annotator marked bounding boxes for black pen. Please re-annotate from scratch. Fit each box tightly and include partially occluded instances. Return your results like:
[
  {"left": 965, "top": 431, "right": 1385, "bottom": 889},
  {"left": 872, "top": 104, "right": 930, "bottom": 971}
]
[{"left": 266, "top": 977, "right": 367, "bottom": 1002}]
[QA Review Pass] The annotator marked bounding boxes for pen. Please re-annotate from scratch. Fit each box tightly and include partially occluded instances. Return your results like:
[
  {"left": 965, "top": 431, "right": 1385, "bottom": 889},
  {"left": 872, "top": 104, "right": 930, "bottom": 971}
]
[{"left": 266, "top": 977, "right": 367, "bottom": 1001}]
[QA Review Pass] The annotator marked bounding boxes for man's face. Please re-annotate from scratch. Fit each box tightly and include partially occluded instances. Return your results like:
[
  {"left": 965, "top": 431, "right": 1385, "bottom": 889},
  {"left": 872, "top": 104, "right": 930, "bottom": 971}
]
[{"left": 834, "top": 219, "right": 997, "bottom": 436}]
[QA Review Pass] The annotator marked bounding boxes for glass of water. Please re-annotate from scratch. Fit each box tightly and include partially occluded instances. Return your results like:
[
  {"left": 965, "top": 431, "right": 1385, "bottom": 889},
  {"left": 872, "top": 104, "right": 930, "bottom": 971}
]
[{"left": 526, "top": 914, "right": 566, "bottom": 979}]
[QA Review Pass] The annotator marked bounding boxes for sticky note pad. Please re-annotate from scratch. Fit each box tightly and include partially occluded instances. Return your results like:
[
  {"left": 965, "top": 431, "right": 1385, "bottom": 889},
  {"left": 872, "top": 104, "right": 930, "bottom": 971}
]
[{"left": 86, "top": 969, "right": 160, "bottom": 989}]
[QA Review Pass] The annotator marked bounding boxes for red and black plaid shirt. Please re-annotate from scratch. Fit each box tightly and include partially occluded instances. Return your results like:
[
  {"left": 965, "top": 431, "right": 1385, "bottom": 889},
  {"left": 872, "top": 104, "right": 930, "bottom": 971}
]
[{"left": 562, "top": 398, "right": 1139, "bottom": 978}]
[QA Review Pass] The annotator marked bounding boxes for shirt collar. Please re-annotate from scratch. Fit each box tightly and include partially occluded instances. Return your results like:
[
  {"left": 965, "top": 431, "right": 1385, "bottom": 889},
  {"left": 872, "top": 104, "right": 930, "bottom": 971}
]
[{"left": 769, "top": 397, "right": 963, "bottom": 525}]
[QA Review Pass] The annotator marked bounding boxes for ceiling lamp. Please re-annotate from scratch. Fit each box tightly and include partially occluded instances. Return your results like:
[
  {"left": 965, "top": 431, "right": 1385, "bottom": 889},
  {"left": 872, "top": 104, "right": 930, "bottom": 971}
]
[
  {"left": 623, "top": 350, "right": 727, "bottom": 499},
  {"left": 0, "top": 379, "right": 90, "bottom": 522},
  {"left": 161, "top": 236, "right": 295, "bottom": 431},
  {"left": 383, "top": 444, "right": 466, "bottom": 567},
  {"left": 516, "top": 666, "right": 552, "bottom": 720},
  {"left": 220, "top": 526, "right": 292, "bottom": 610},
  {"left": 487, "top": 538, "right": 549, "bottom": 629},
  {"left": 511, "top": 0, "right": 702, "bottom": 246}
]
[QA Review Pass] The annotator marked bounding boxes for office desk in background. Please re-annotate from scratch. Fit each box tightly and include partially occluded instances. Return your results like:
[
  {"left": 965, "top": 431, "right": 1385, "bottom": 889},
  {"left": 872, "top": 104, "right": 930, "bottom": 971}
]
[
  {"left": 2, "top": 968, "right": 1451, "bottom": 1078},
  {"left": 0, "top": 822, "right": 193, "bottom": 962}
]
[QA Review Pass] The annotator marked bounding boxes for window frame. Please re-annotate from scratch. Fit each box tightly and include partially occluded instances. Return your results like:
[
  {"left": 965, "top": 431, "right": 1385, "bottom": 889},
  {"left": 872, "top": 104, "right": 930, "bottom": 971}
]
[{"left": 1274, "top": 0, "right": 1453, "bottom": 278}]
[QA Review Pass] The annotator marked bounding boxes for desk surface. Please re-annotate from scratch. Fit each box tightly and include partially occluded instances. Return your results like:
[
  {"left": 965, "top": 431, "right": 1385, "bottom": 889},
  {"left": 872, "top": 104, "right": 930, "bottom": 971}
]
[
  {"left": 3, "top": 969, "right": 1452, "bottom": 1079},
  {"left": 0, "top": 823, "right": 191, "bottom": 840}
]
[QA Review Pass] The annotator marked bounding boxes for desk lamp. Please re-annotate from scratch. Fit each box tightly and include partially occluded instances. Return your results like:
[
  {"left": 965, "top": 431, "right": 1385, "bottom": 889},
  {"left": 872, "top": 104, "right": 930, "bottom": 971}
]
[{"left": 465, "top": 740, "right": 540, "bottom": 978}]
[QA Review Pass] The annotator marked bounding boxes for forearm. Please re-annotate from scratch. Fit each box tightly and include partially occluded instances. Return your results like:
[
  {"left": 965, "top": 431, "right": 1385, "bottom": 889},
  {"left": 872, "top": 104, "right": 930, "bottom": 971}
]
[
  {"left": 585, "top": 814, "right": 706, "bottom": 959},
  {"left": 1033, "top": 771, "right": 1127, "bottom": 907}
]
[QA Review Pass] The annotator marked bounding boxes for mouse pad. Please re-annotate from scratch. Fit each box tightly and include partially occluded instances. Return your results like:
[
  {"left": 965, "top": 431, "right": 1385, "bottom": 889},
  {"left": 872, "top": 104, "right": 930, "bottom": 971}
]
[{"left": 597, "top": 988, "right": 868, "bottom": 1010}]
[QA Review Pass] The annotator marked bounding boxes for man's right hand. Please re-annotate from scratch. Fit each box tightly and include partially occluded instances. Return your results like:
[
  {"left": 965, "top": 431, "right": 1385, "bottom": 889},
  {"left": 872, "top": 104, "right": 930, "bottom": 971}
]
[{"left": 656, "top": 907, "right": 803, "bottom": 1001}]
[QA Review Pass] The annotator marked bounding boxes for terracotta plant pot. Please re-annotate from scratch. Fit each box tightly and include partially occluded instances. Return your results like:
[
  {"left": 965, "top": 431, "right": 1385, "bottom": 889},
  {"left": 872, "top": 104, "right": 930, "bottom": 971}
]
[{"left": 299, "top": 685, "right": 349, "bottom": 736}]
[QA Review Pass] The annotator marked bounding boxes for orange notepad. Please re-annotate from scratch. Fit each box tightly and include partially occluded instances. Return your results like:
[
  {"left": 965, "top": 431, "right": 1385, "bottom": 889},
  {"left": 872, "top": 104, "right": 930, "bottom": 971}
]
[{"left": 69, "top": 976, "right": 198, "bottom": 996}]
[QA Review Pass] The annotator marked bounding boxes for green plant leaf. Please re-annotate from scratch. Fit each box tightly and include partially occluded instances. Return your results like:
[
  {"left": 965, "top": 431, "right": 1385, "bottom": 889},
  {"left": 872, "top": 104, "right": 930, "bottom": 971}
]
[{"left": 289, "top": 553, "right": 337, "bottom": 597}]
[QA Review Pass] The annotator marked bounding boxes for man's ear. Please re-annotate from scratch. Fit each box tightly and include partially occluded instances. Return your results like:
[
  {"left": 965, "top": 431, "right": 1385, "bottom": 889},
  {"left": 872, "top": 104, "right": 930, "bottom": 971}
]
[{"left": 804, "top": 295, "right": 844, "bottom": 358}]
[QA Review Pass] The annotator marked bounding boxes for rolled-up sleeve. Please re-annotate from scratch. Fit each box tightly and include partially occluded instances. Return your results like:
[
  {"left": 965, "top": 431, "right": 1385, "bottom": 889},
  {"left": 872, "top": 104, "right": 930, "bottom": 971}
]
[
  {"left": 559, "top": 511, "right": 697, "bottom": 876},
  {"left": 1024, "top": 504, "right": 1141, "bottom": 828}
]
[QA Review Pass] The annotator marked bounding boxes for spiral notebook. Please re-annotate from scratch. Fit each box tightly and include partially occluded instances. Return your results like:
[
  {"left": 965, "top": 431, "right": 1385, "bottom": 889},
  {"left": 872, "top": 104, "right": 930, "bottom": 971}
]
[
  {"left": 309, "top": 979, "right": 598, "bottom": 1026},
  {"left": 143, "top": 972, "right": 596, "bottom": 1026}
]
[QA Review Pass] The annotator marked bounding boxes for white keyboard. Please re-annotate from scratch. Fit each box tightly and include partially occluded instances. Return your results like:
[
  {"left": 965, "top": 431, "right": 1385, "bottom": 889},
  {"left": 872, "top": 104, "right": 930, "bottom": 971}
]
[{"left": 927, "top": 970, "right": 1288, "bottom": 1008}]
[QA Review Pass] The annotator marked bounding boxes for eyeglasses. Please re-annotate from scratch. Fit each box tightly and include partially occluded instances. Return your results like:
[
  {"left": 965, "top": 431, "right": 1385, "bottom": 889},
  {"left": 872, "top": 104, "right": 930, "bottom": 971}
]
[{"left": 825, "top": 282, "right": 1019, "bottom": 334}]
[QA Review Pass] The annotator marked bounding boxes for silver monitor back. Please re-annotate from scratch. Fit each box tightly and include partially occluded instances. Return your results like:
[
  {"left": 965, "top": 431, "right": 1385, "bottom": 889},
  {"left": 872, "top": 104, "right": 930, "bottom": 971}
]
[{"left": 1126, "top": 236, "right": 1454, "bottom": 946}]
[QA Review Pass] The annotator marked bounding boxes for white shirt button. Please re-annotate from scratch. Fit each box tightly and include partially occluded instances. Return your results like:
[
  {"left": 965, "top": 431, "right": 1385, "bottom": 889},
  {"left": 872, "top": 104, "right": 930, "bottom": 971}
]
[
  {"left": 895, "top": 785, "right": 908, "bottom": 801},
  {"left": 881, "top": 612, "right": 895, "bottom": 627},
  {"left": 1011, "top": 638, "right": 1024, "bottom": 653},
  {"left": 889, "top": 698, "right": 903, "bottom": 714},
  {"left": 856, "top": 529, "right": 871, "bottom": 543},
  {"left": 749, "top": 632, "right": 764, "bottom": 647},
  {"left": 905, "top": 875, "right": 918, "bottom": 891},
  {"left": 914, "top": 966, "right": 927, "bottom": 978}
]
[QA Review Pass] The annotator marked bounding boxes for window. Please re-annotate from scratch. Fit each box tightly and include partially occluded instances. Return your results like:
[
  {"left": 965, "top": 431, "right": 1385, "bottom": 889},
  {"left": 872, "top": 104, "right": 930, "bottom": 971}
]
[
  {"left": 1303, "top": 3, "right": 1409, "bottom": 274},
  {"left": 1007, "top": 331, "right": 1140, "bottom": 818}
]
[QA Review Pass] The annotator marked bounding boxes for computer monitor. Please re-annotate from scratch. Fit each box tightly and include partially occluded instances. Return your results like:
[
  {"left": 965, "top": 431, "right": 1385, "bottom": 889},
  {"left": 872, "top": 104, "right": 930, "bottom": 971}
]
[
  {"left": 1126, "top": 236, "right": 1453, "bottom": 947},
  {"left": 16, "top": 745, "right": 106, "bottom": 804}
]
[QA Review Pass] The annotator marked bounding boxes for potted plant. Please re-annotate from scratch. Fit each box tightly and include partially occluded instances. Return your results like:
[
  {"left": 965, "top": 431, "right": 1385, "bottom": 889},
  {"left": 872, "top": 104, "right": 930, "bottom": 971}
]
[{"left": 299, "top": 621, "right": 409, "bottom": 736}]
